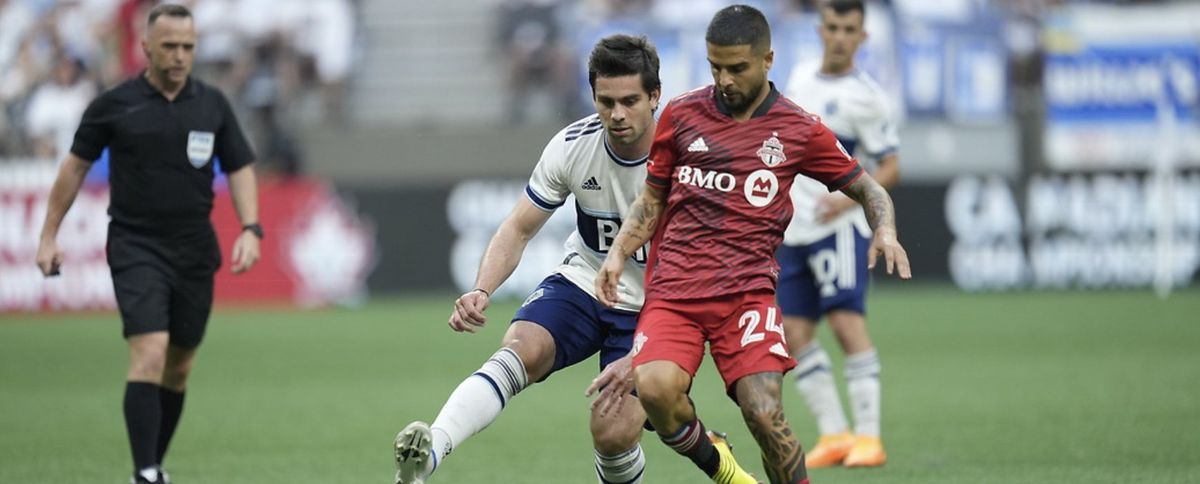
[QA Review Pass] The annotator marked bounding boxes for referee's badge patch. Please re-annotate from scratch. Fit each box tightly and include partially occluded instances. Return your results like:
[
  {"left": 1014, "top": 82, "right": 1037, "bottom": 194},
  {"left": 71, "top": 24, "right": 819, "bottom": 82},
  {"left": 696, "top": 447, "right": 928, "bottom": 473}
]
[{"left": 187, "top": 131, "right": 215, "bottom": 168}]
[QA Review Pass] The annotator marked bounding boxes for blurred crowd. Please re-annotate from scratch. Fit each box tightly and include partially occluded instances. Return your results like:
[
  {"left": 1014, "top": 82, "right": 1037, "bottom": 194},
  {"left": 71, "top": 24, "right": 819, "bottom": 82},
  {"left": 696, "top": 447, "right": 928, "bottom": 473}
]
[
  {"left": 1, "top": 0, "right": 1175, "bottom": 159},
  {"left": 0, "top": 0, "right": 359, "bottom": 177},
  {"left": 491, "top": 0, "right": 1177, "bottom": 124}
]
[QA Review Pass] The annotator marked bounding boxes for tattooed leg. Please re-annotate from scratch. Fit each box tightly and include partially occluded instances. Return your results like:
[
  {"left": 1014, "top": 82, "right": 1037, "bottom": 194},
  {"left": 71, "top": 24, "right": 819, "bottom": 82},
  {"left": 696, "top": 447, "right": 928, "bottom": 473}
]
[{"left": 735, "top": 372, "right": 808, "bottom": 484}]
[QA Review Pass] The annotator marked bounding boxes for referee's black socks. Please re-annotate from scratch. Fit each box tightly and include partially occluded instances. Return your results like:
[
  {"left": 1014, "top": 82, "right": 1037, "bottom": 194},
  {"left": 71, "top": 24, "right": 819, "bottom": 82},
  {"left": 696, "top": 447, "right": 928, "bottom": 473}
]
[
  {"left": 124, "top": 382, "right": 162, "bottom": 474},
  {"left": 157, "top": 387, "right": 186, "bottom": 465}
]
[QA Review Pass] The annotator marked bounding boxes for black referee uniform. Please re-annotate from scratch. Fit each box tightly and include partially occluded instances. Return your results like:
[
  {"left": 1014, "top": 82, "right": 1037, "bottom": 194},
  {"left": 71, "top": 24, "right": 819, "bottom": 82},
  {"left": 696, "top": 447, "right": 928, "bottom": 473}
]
[{"left": 71, "top": 74, "right": 254, "bottom": 347}]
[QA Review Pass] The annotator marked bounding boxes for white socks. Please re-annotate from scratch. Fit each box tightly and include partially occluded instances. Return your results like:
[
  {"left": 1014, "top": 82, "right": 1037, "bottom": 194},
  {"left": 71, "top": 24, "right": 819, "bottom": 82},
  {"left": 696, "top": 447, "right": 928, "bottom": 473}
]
[
  {"left": 845, "top": 349, "right": 882, "bottom": 437},
  {"left": 792, "top": 341, "right": 851, "bottom": 435},
  {"left": 595, "top": 445, "right": 646, "bottom": 483},
  {"left": 429, "top": 348, "right": 530, "bottom": 469},
  {"left": 793, "top": 342, "right": 883, "bottom": 437},
  {"left": 423, "top": 348, "right": 652, "bottom": 482}
]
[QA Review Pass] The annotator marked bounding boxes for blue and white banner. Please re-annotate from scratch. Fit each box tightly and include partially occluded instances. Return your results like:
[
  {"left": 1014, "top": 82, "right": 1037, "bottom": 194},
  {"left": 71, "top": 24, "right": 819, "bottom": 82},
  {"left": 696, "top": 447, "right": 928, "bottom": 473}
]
[{"left": 1043, "top": 5, "right": 1200, "bottom": 170}]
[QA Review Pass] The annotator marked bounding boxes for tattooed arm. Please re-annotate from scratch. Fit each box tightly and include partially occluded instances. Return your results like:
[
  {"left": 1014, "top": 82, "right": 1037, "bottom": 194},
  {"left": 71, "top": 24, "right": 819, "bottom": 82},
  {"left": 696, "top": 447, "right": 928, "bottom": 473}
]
[
  {"left": 816, "top": 153, "right": 899, "bottom": 223},
  {"left": 841, "top": 173, "right": 913, "bottom": 279},
  {"left": 842, "top": 171, "right": 895, "bottom": 232},
  {"left": 595, "top": 184, "right": 666, "bottom": 307}
]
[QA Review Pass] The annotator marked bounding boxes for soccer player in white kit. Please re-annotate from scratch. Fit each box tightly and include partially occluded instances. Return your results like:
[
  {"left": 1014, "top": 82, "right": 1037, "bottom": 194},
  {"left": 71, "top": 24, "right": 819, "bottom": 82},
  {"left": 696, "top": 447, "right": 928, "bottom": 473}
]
[
  {"left": 393, "top": 34, "right": 667, "bottom": 484},
  {"left": 778, "top": 0, "right": 900, "bottom": 469}
]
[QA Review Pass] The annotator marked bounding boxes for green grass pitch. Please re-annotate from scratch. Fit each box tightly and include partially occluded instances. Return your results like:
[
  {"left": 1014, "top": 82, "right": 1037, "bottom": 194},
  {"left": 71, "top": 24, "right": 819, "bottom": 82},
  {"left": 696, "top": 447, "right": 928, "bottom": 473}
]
[{"left": 2, "top": 286, "right": 1198, "bottom": 483}]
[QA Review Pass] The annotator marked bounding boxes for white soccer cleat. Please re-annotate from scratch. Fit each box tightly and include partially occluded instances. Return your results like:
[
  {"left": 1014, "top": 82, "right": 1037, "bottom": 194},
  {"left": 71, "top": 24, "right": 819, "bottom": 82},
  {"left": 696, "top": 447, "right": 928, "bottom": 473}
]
[{"left": 394, "top": 421, "right": 435, "bottom": 484}]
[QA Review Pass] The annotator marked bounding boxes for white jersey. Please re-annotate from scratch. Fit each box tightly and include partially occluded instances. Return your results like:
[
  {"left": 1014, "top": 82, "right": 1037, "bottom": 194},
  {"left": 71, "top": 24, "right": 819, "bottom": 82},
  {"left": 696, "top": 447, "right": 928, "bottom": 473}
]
[
  {"left": 525, "top": 114, "right": 649, "bottom": 312},
  {"left": 783, "top": 62, "right": 899, "bottom": 245}
]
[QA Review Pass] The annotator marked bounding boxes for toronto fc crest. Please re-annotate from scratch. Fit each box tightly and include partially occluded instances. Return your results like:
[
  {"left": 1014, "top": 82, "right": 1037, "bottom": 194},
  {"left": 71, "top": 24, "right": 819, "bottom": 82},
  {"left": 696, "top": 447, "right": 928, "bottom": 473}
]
[{"left": 757, "top": 132, "right": 786, "bottom": 167}]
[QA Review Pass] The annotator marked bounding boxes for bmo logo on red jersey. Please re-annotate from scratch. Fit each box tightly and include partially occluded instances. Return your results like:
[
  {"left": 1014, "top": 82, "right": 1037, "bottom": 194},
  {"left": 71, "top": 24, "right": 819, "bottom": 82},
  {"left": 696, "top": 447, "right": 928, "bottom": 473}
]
[
  {"left": 677, "top": 166, "right": 780, "bottom": 207},
  {"left": 744, "top": 169, "right": 779, "bottom": 207},
  {"left": 677, "top": 166, "right": 736, "bottom": 192}
]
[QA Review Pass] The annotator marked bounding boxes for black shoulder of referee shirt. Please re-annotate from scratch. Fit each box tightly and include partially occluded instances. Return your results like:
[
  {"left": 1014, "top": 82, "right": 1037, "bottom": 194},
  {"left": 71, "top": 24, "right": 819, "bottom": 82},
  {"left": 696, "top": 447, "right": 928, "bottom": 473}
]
[{"left": 70, "top": 73, "right": 256, "bottom": 232}]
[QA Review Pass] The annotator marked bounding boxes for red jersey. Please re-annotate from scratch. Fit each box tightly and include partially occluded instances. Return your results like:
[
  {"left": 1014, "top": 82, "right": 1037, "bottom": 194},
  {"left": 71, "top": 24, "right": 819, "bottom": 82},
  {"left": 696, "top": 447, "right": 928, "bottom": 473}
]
[{"left": 644, "top": 84, "right": 864, "bottom": 300}]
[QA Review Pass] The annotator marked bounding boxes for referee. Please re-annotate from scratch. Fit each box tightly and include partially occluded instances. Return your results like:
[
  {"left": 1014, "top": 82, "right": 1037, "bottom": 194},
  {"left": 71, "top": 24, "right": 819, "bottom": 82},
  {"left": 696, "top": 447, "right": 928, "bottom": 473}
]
[{"left": 36, "top": 5, "right": 260, "bottom": 483}]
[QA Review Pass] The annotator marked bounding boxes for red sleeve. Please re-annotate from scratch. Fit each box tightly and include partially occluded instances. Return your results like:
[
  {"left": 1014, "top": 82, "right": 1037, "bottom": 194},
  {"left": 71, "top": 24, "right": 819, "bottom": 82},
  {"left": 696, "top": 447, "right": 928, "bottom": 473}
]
[
  {"left": 645, "top": 102, "right": 679, "bottom": 189},
  {"left": 801, "top": 122, "right": 865, "bottom": 192}
]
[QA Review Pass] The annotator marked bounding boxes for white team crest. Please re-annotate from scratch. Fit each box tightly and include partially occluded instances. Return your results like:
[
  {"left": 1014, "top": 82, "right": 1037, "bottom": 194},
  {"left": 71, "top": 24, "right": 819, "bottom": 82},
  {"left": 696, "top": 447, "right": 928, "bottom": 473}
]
[
  {"left": 186, "top": 131, "right": 214, "bottom": 168},
  {"left": 631, "top": 332, "right": 649, "bottom": 356},
  {"left": 744, "top": 169, "right": 779, "bottom": 207},
  {"left": 756, "top": 132, "right": 786, "bottom": 167},
  {"left": 522, "top": 288, "right": 545, "bottom": 307}
]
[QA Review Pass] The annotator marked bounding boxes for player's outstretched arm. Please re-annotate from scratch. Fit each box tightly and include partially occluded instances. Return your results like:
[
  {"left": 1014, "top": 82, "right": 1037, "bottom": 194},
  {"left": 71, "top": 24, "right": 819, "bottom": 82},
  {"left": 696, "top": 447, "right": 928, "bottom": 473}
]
[
  {"left": 449, "top": 197, "right": 553, "bottom": 333},
  {"left": 841, "top": 173, "right": 912, "bottom": 279},
  {"left": 596, "top": 184, "right": 665, "bottom": 307},
  {"left": 36, "top": 153, "right": 92, "bottom": 277}
]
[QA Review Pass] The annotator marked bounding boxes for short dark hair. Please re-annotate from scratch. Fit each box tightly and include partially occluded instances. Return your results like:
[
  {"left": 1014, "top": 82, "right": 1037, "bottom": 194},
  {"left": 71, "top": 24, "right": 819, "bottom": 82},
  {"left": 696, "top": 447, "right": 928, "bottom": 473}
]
[
  {"left": 147, "top": 3, "right": 192, "bottom": 27},
  {"left": 587, "top": 34, "right": 662, "bottom": 95},
  {"left": 705, "top": 4, "right": 771, "bottom": 54},
  {"left": 825, "top": 0, "right": 865, "bottom": 17}
]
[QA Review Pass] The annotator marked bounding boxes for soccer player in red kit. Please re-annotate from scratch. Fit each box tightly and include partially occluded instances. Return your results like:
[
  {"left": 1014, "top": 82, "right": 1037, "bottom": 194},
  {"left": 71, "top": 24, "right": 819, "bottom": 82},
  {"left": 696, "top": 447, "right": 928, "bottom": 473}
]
[{"left": 595, "top": 5, "right": 911, "bottom": 484}]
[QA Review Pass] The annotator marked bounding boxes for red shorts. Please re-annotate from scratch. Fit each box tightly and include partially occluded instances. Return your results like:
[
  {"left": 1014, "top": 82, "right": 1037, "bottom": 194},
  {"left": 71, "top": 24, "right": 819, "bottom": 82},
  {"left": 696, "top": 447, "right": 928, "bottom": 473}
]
[{"left": 632, "top": 290, "right": 796, "bottom": 390}]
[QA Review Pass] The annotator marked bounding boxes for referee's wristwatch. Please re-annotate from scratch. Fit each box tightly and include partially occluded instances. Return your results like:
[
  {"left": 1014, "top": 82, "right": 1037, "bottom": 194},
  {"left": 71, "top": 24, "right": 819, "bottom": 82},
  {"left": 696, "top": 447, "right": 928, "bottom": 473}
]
[{"left": 242, "top": 223, "right": 264, "bottom": 240}]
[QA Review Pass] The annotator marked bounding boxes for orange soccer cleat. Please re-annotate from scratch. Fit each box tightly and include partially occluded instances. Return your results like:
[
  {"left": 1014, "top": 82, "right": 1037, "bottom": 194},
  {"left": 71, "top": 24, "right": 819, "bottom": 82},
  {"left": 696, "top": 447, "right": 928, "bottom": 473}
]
[
  {"left": 804, "top": 432, "right": 856, "bottom": 468},
  {"left": 843, "top": 435, "right": 888, "bottom": 468}
]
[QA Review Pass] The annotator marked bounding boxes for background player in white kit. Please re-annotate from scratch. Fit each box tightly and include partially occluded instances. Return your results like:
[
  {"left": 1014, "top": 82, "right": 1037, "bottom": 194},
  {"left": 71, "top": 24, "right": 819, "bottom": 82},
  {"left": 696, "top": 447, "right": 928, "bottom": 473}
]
[
  {"left": 393, "top": 34, "right": 662, "bottom": 484},
  {"left": 778, "top": 0, "right": 899, "bottom": 469}
]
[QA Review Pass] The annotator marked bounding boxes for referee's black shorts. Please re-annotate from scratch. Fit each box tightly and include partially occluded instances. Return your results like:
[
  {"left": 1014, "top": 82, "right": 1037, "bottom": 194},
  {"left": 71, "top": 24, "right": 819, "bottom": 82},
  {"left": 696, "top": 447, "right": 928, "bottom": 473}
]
[{"left": 106, "top": 221, "right": 222, "bottom": 348}]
